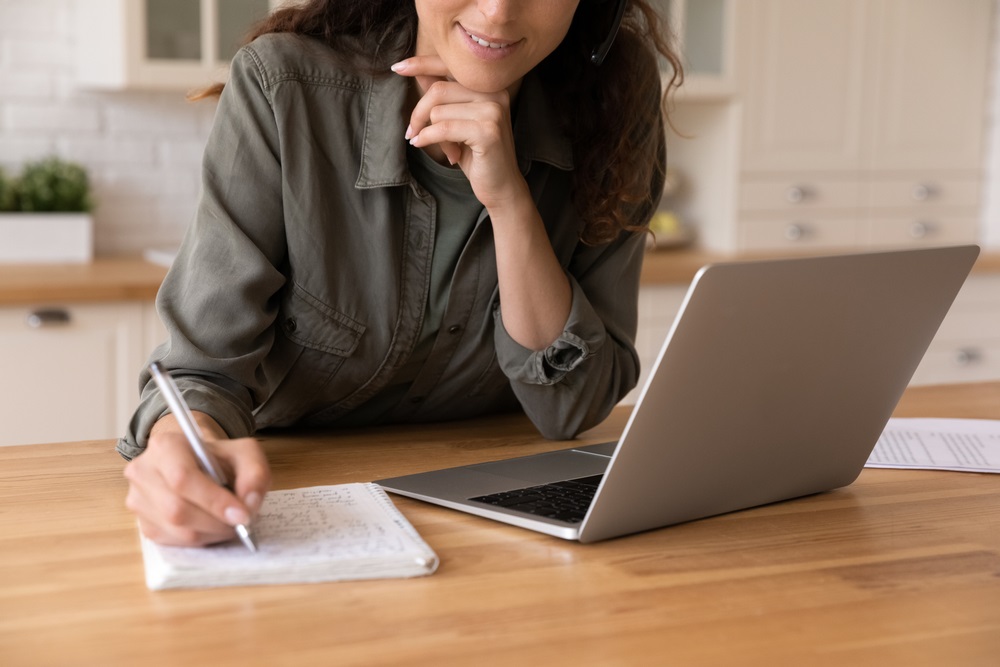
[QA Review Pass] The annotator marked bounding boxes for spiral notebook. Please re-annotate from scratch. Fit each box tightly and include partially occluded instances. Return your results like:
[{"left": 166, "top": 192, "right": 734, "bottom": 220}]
[{"left": 140, "top": 483, "right": 438, "bottom": 590}]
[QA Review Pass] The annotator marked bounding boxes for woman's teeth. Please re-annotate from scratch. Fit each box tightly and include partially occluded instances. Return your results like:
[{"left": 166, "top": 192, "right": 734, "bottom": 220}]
[{"left": 465, "top": 30, "right": 510, "bottom": 49}]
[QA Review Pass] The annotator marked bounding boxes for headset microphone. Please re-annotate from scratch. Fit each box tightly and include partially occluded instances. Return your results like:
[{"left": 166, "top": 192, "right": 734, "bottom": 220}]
[{"left": 590, "top": 0, "right": 628, "bottom": 65}]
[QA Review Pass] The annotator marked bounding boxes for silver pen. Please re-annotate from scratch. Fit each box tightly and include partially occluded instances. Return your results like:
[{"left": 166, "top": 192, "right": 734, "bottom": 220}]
[{"left": 148, "top": 362, "right": 258, "bottom": 552}]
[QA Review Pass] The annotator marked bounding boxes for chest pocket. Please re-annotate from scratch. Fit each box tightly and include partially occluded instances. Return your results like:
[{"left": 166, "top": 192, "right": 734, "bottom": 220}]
[
  {"left": 281, "top": 283, "right": 365, "bottom": 358},
  {"left": 255, "top": 285, "right": 366, "bottom": 428}
]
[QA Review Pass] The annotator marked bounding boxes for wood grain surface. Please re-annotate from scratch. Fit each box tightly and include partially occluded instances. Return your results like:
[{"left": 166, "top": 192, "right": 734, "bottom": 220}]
[{"left": 0, "top": 382, "right": 998, "bottom": 666}]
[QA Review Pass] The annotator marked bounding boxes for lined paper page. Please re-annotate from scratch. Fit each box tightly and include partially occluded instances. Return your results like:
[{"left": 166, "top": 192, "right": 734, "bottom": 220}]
[{"left": 141, "top": 483, "right": 438, "bottom": 589}]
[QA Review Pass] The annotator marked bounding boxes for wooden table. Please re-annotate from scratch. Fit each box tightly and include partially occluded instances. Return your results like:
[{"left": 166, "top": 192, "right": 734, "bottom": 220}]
[{"left": 2, "top": 383, "right": 999, "bottom": 666}]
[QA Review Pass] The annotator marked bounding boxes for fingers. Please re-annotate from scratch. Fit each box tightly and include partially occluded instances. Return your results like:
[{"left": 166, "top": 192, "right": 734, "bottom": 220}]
[
  {"left": 124, "top": 429, "right": 270, "bottom": 547},
  {"left": 390, "top": 55, "right": 451, "bottom": 80},
  {"left": 406, "top": 79, "right": 508, "bottom": 141},
  {"left": 220, "top": 437, "right": 271, "bottom": 515}
]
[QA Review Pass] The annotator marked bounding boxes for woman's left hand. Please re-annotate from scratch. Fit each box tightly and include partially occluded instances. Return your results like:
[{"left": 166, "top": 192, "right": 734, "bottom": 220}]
[{"left": 392, "top": 56, "right": 530, "bottom": 216}]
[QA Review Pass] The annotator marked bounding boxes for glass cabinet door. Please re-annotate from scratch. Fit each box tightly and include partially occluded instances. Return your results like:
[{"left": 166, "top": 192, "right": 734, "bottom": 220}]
[
  {"left": 144, "top": 0, "right": 271, "bottom": 65},
  {"left": 146, "top": 0, "right": 202, "bottom": 61},
  {"left": 683, "top": 0, "right": 727, "bottom": 77},
  {"left": 654, "top": 0, "right": 734, "bottom": 98}
]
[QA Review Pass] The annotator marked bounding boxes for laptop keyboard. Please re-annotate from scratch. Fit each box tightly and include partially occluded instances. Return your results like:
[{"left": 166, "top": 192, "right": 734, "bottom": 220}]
[{"left": 468, "top": 474, "right": 604, "bottom": 524}]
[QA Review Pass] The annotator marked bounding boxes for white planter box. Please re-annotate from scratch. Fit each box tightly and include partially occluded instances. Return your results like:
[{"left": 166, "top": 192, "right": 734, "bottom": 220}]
[{"left": 0, "top": 214, "right": 94, "bottom": 263}]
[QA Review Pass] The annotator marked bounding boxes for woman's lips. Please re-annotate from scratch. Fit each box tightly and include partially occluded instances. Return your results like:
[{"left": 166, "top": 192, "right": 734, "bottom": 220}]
[{"left": 459, "top": 25, "right": 522, "bottom": 60}]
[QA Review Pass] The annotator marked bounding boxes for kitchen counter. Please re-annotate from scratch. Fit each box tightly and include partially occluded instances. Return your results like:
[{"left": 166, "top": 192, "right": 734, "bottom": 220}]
[
  {"left": 641, "top": 246, "right": 1000, "bottom": 285},
  {"left": 0, "top": 258, "right": 167, "bottom": 305},
  {"left": 0, "top": 249, "right": 998, "bottom": 305}
]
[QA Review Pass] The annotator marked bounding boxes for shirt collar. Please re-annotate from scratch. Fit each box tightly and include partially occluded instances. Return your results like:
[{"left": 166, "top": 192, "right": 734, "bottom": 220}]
[{"left": 355, "top": 70, "right": 574, "bottom": 190}]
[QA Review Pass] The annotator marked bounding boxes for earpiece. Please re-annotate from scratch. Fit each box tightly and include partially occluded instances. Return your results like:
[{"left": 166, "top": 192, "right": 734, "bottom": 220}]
[{"left": 590, "top": 0, "right": 628, "bottom": 65}]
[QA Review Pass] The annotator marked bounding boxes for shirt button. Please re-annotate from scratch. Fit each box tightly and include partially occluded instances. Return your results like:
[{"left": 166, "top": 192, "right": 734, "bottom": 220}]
[
  {"left": 284, "top": 317, "right": 297, "bottom": 333},
  {"left": 448, "top": 325, "right": 461, "bottom": 334}
]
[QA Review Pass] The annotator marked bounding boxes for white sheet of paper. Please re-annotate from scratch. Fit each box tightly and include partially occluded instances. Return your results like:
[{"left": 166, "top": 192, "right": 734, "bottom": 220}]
[{"left": 866, "top": 418, "right": 1000, "bottom": 473}]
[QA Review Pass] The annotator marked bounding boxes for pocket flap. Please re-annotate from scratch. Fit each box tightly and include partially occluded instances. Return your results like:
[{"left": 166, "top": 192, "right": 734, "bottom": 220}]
[{"left": 280, "top": 284, "right": 365, "bottom": 357}]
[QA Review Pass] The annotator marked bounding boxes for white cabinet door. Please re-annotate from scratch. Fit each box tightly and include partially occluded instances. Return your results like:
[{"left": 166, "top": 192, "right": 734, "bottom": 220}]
[
  {"left": 0, "top": 303, "right": 145, "bottom": 446},
  {"left": 731, "top": 0, "right": 992, "bottom": 253},
  {"left": 866, "top": 0, "right": 993, "bottom": 172},
  {"left": 738, "top": 0, "right": 870, "bottom": 172}
]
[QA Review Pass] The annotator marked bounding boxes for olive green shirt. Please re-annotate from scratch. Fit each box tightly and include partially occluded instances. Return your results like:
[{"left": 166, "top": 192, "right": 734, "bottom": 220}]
[{"left": 117, "top": 32, "right": 663, "bottom": 460}]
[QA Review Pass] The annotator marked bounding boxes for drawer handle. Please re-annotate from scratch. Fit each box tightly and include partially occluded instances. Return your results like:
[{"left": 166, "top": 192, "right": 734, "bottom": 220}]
[
  {"left": 953, "top": 347, "right": 983, "bottom": 367},
  {"left": 909, "top": 221, "right": 937, "bottom": 239},
  {"left": 785, "top": 186, "right": 810, "bottom": 203},
  {"left": 784, "top": 223, "right": 812, "bottom": 241},
  {"left": 26, "top": 308, "right": 72, "bottom": 328},
  {"left": 911, "top": 183, "right": 937, "bottom": 202}
]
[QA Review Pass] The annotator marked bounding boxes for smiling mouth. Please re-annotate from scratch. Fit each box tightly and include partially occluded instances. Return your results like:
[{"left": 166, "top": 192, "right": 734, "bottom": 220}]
[{"left": 463, "top": 28, "right": 517, "bottom": 50}]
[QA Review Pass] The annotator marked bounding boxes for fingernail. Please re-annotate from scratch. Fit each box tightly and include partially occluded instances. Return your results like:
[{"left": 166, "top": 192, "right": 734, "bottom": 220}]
[
  {"left": 404, "top": 124, "right": 413, "bottom": 140},
  {"left": 390, "top": 61, "right": 406, "bottom": 73},
  {"left": 244, "top": 492, "right": 262, "bottom": 514},
  {"left": 225, "top": 506, "right": 249, "bottom": 526}
]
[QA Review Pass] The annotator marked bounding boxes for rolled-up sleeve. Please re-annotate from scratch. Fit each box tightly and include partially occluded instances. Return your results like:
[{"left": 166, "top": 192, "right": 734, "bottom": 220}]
[
  {"left": 494, "top": 273, "right": 608, "bottom": 386},
  {"left": 492, "top": 226, "right": 650, "bottom": 441}
]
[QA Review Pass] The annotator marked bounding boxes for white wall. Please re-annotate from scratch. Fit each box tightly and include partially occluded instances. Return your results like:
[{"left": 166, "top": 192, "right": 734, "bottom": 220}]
[
  {"left": 0, "top": 0, "right": 216, "bottom": 257},
  {"left": 0, "top": 0, "right": 998, "bottom": 256}
]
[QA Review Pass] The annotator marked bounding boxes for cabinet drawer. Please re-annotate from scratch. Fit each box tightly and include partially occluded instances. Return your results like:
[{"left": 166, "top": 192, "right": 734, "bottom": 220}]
[
  {"left": 738, "top": 216, "right": 863, "bottom": 252},
  {"left": 932, "top": 307, "right": 1000, "bottom": 341},
  {"left": 911, "top": 340, "right": 1000, "bottom": 385},
  {"left": 953, "top": 275, "right": 1000, "bottom": 306},
  {"left": 0, "top": 303, "right": 145, "bottom": 446},
  {"left": 868, "top": 178, "right": 980, "bottom": 209},
  {"left": 740, "top": 178, "right": 863, "bottom": 211},
  {"left": 867, "top": 216, "right": 979, "bottom": 248}
]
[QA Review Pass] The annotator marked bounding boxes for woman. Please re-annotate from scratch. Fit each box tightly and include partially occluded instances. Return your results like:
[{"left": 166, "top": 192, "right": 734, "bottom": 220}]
[{"left": 121, "top": 0, "right": 682, "bottom": 547}]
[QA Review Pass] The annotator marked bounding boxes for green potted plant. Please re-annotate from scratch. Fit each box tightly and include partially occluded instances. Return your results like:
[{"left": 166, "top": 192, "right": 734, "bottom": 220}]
[{"left": 0, "top": 157, "right": 95, "bottom": 263}]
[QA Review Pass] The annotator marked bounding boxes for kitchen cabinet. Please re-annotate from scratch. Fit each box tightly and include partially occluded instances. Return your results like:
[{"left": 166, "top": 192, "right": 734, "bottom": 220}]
[
  {"left": 0, "top": 302, "right": 146, "bottom": 446},
  {"left": 688, "top": 0, "right": 994, "bottom": 253},
  {"left": 911, "top": 274, "right": 1000, "bottom": 385},
  {"left": 0, "top": 260, "right": 167, "bottom": 447},
  {"left": 75, "top": 0, "right": 278, "bottom": 90},
  {"left": 655, "top": 0, "right": 736, "bottom": 100}
]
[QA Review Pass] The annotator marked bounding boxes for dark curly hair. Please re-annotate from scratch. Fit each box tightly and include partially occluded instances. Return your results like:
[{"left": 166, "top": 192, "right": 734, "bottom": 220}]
[{"left": 192, "top": 0, "right": 683, "bottom": 245}]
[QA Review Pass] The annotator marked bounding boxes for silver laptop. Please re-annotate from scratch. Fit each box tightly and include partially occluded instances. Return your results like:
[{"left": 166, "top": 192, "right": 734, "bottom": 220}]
[{"left": 377, "top": 245, "right": 980, "bottom": 542}]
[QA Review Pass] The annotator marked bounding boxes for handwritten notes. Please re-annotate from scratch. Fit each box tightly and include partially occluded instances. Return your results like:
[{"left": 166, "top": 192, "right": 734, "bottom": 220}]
[
  {"left": 867, "top": 418, "right": 1000, "bottom": 473},
  {"left": 140, "top": 483, "right": 438, "bottom": 590}
]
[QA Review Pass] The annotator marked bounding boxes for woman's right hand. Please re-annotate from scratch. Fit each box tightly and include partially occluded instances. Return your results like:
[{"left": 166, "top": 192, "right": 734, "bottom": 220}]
[{"left": 123, "top": 412, "right": 271, "bottom": 547}]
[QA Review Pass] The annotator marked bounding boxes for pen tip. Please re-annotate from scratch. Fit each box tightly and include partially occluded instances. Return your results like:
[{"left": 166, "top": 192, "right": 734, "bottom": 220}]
[{"left": 235, "top": 524, "right": 258, "bottom": 553}]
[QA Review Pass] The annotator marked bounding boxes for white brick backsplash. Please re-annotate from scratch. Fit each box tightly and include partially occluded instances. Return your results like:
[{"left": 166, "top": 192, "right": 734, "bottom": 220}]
[
  {"left": 105, "top": 95, "right": 205, "bottom": 136},
  {"left": 0, "top": 71, "right": 55, "bottom": 99},
  {"left": 0, "top": 137, "right": 55, "bottom": 168},
  {"left": 97, "top": 169, "right": 200, "bottom": 198},
  {"left": 0, "top": 3, "right": 62, "bottom": 35},
  {"left": 61, "top": 137, "right": 156, "bottom": 165},
  {"left": 6, "top": 102, "right": 101, "bottom": 133},
  {"left": 4, "top": 35, "right": 73, "bottom": 69},
  {"left": 160, "top": 139, "right": 210, "bottom": 167}
]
